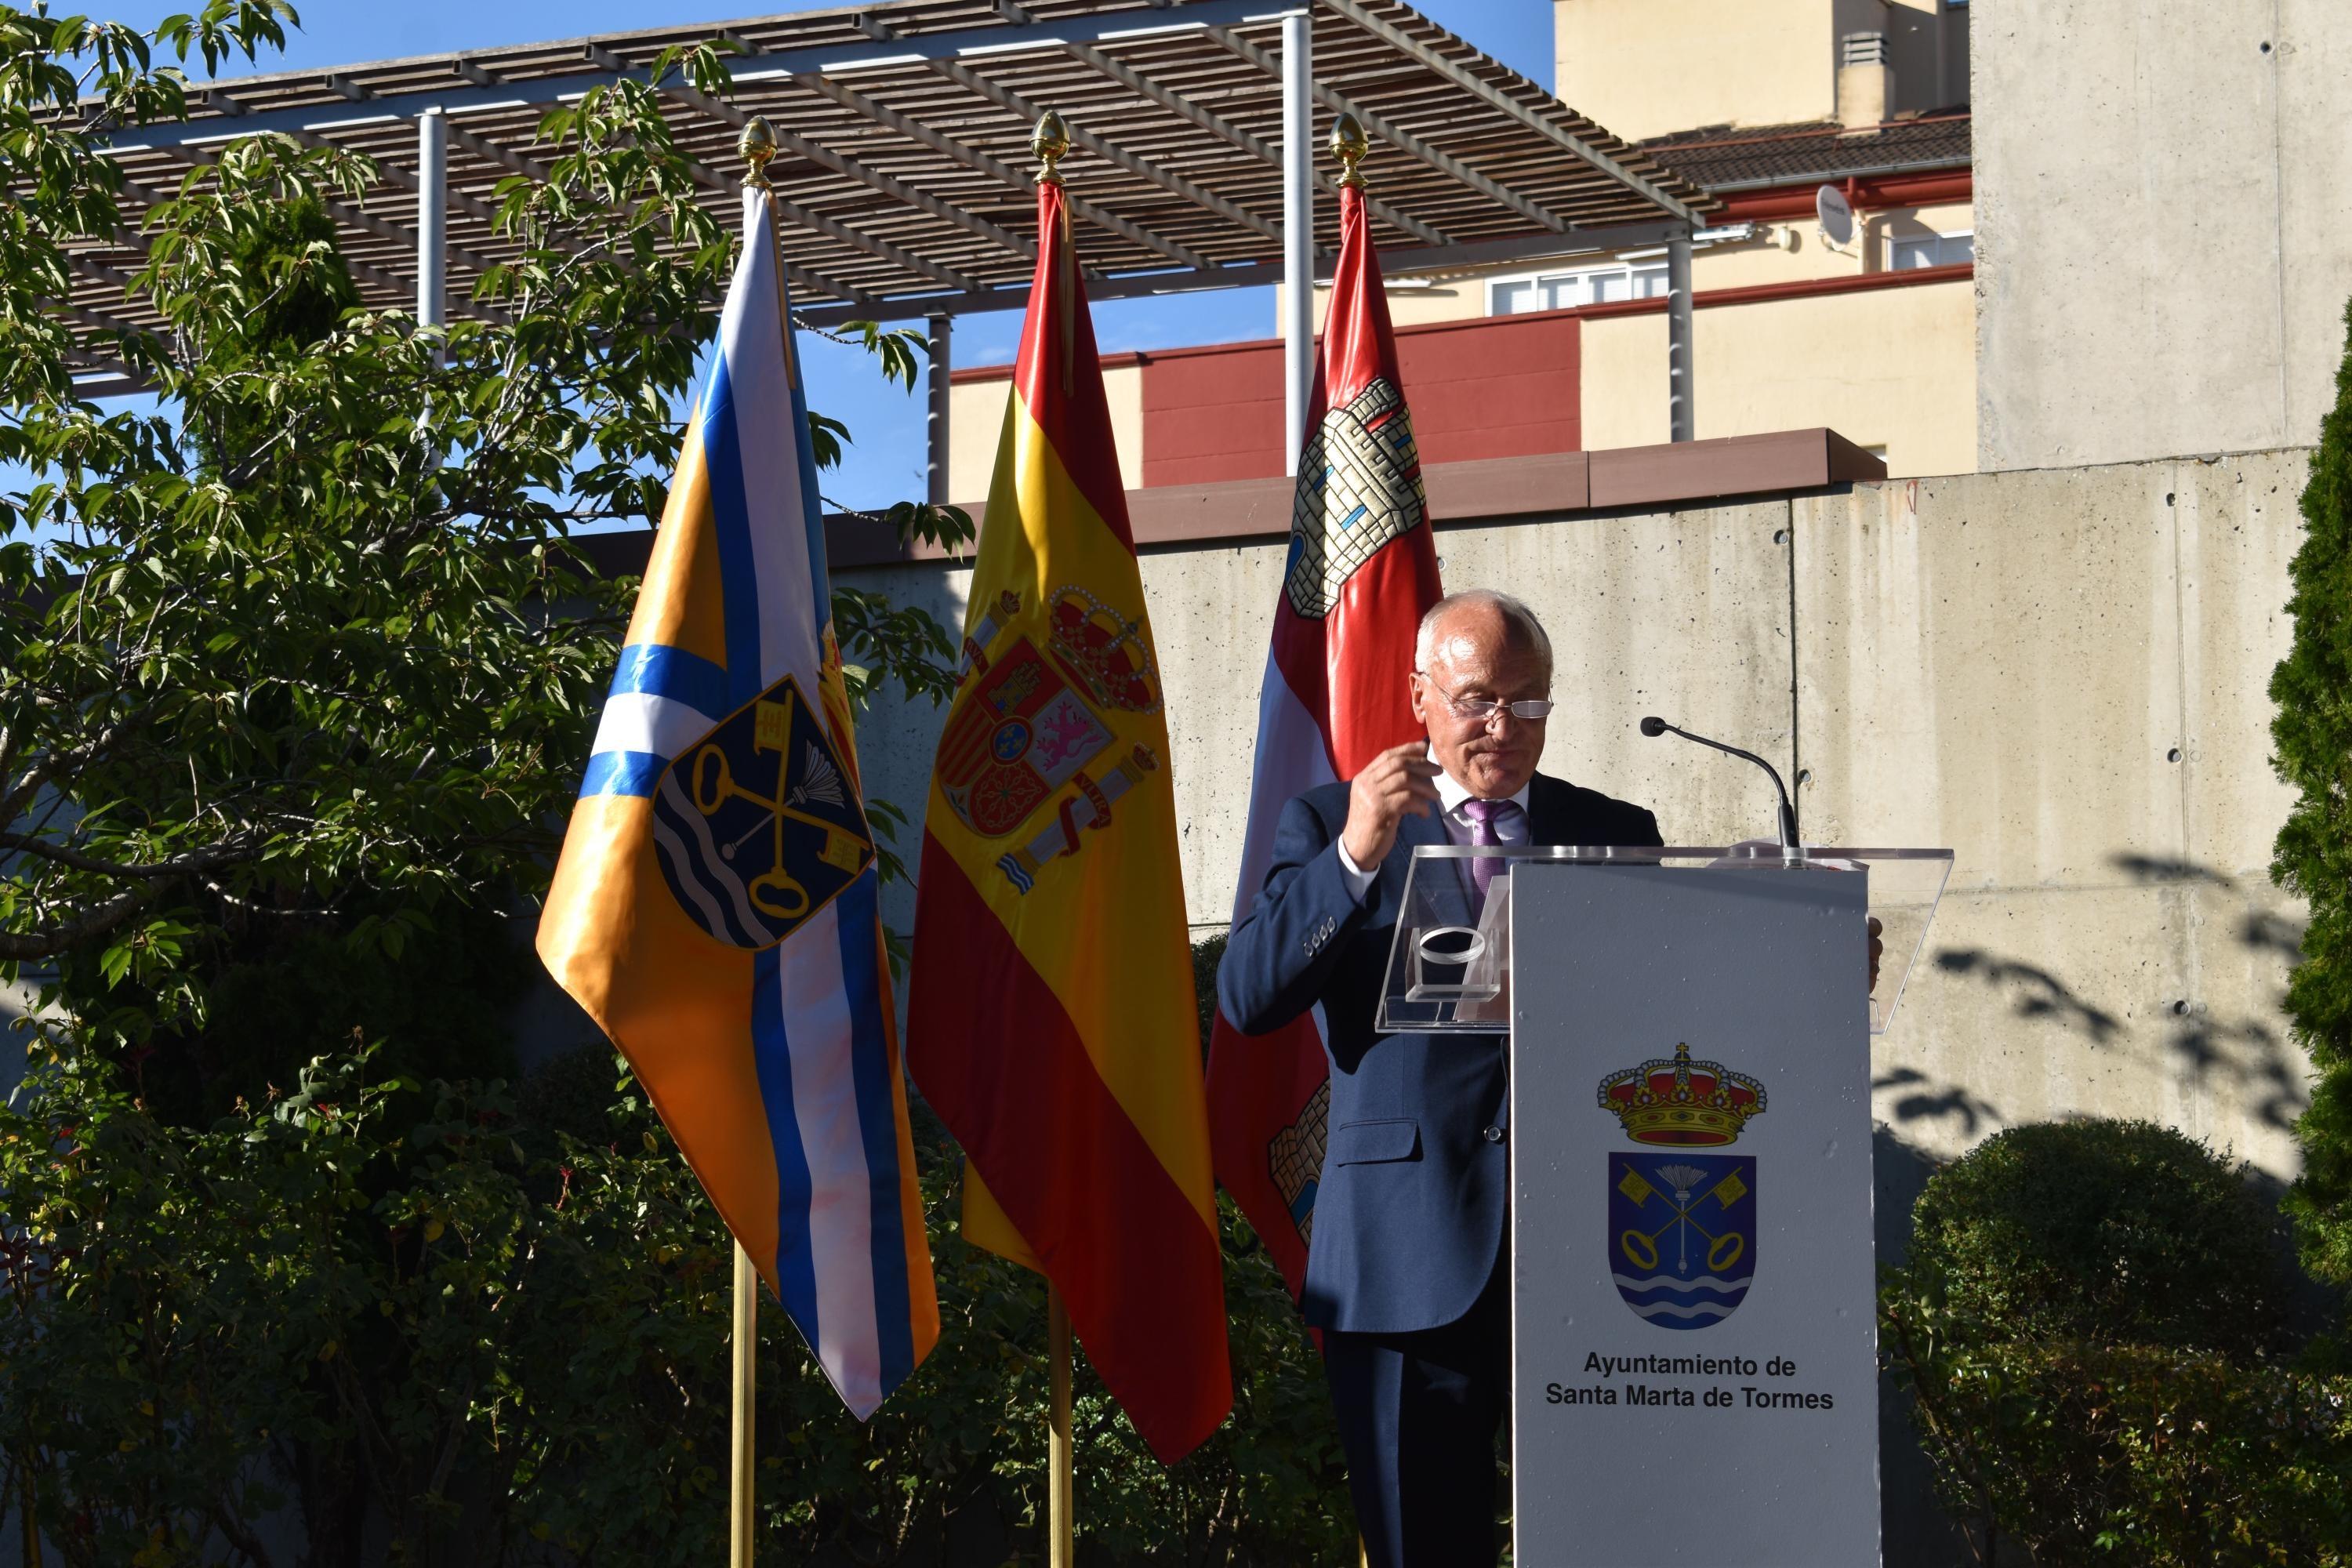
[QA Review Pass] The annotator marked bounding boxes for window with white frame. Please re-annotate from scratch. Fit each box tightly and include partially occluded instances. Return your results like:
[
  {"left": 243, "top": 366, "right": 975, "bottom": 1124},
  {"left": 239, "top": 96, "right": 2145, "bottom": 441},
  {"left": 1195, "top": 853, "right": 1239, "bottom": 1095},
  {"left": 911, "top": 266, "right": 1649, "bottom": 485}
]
[
  {"left": 1889, "top": 230, "right": 1974, "bottom": 270},
  {"left": 1488, "top": 260, "right": 1670, "bottom": 315}
]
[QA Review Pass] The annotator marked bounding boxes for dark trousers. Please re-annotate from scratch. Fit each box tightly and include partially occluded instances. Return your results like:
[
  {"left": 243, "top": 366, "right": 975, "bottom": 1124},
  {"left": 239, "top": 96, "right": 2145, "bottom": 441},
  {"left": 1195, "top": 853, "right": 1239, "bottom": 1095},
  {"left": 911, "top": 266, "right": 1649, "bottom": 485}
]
[{"left": 1323, "top": 1257, "right": 1509, "bottom": 1568}]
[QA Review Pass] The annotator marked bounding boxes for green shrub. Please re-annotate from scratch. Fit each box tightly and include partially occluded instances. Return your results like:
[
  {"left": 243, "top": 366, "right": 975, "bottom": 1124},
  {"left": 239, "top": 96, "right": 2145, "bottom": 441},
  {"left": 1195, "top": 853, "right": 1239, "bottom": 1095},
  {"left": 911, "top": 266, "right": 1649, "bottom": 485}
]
[
  {"left": 0, "top": 938, "right": 1348, "bottom": 1566},
  {"left": 1882, "top": 1335, "right": 2352, "bottom": 1566},
  {"left": 1882, "top": 1118, "right": 2330, "bottom": 1563},
  {"left": 1901, "top": 1119, "right": 2288, "bottom": 1356}
]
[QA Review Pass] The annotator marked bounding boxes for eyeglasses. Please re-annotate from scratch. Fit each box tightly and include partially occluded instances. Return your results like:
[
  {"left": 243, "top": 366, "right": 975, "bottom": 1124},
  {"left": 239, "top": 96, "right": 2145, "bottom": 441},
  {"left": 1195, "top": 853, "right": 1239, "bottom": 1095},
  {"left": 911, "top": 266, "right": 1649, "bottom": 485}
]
[{"left": 1417, "top": 673, "right": 1555, "bottom": 724}]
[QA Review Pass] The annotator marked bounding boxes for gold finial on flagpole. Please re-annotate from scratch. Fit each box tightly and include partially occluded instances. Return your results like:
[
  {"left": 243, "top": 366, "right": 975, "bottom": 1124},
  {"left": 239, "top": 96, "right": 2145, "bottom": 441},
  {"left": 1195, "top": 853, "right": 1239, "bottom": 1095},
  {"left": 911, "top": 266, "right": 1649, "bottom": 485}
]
[
  {"left": 1330, "top": 110, "right": 1369, "bottom": 187},
  {"left": 1033, "top": 109, "right": 1070, "bottom": 187},
  {"left": 739, "top": 115, "right": 777, "bottom": 189}
]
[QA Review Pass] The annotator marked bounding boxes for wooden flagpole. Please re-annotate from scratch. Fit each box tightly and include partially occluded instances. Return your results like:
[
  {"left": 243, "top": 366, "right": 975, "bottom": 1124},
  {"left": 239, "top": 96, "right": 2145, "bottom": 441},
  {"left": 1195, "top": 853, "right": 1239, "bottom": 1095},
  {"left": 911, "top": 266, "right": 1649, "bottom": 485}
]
[
  {"left": 731, "top": 1241, "right": 759, "bottom": 1568},
  {"left": 1047, "top": 1285, "right": 1075, "bottom": 1568},
  {"left": 728, "top": 117, "right": 779, "bottom": 1568}
]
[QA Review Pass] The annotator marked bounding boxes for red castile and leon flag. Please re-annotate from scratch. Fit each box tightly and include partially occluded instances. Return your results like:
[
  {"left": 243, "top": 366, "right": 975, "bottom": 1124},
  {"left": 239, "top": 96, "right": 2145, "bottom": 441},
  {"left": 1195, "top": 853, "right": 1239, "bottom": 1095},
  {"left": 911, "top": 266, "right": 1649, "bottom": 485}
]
[{"left": 1205, "top": 179, "right": 1444, "bottom": 1298}]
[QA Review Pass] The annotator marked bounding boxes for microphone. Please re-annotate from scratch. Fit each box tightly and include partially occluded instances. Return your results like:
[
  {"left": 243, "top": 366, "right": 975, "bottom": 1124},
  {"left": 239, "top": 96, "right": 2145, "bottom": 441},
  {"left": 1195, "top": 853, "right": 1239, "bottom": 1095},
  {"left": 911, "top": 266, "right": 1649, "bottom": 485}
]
[{"left": 1639, "top": 717, "right": 1799, "bottom": 853}]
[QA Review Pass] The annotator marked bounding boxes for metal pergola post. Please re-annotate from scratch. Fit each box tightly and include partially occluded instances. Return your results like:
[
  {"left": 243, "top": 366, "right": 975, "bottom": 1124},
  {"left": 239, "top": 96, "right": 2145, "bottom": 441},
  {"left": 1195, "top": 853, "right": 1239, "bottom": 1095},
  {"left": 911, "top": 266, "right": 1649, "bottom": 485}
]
[
  {"left": 927, "top": 314, "right": 953, "bottom": 506},
  {"left": 1666, "top": 228, "right": 1693, "bottom": 443},
  {"left": 1280, "top": 8, "right": 1312, "bottom": 477},
  {"left": 416, "top": 107, "right": 446, "bottom": 327}
]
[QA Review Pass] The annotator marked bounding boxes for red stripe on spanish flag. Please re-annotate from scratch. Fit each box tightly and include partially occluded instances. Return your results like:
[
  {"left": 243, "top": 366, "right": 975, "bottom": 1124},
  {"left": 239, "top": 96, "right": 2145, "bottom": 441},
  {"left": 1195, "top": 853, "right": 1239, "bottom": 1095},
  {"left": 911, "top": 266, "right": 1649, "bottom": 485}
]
[
  {"left": 910, "top": 844, "right": 1230, "bottom": 1455},
  {"left": 906, "top": 177, "right": 1232, "bottom": 1463}
]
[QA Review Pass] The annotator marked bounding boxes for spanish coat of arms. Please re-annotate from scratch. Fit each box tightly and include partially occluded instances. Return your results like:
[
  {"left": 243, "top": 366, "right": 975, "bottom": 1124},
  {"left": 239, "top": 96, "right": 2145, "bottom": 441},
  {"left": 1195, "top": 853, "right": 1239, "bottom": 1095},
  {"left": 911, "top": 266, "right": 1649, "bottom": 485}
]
[{"left": 939, "top": 588, "right": 1167, "bottom": 894}]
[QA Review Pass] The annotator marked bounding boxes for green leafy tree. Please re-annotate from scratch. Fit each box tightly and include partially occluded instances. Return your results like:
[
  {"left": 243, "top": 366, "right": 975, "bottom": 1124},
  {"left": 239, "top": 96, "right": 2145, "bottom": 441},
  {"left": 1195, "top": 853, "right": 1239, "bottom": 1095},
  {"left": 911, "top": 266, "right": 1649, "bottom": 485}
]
[
  {"left": 0, "top": 2, "right": 967, "bottom": 1109},
  {"left": 2274, "top": 299, "right": 2352, "bottom": 1284}
]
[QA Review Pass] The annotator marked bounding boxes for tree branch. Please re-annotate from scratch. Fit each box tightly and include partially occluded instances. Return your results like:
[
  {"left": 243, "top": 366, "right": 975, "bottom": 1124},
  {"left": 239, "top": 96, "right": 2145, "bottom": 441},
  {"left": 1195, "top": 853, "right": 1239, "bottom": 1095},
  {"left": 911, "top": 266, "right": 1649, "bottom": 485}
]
[
  {"left": 0, "top": 836, "right": 260, "bottom": 961},
  {"left": 0, "top": 831, "right": 253, "bottom": 881}
]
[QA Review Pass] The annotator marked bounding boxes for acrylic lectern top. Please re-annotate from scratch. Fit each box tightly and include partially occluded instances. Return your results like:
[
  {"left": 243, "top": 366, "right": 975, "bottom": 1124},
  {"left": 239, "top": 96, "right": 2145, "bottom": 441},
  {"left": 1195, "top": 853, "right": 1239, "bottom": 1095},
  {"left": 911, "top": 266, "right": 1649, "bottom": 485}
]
[{"left": 1374, "top": 843, "right": 1953, "bottom": 1036}]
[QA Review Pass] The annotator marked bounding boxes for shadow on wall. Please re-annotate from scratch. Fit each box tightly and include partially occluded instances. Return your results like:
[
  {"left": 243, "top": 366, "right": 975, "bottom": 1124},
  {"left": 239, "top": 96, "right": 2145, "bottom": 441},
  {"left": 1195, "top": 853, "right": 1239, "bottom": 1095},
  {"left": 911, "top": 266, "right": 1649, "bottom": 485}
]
[
  {"left": 1929, "top": 949, "right": 2122, "bottom": 1045},
  {"left": 1922, "top": 852, "right": 2309, "bottom": 1139},
  {"left": 2112, "top": 852, "right": 2307, "bottom": 1138},
  {"left": 1874, "top": 1065, "right": 2001, "bottom": 1139}
]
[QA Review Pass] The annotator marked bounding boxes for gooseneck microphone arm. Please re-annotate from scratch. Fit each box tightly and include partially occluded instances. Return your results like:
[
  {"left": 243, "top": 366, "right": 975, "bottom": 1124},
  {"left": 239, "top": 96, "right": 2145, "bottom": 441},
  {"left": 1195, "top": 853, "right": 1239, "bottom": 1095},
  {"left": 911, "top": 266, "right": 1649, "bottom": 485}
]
[{"left": 1639, "top": 716, "right": 1800, "bottom": 853}]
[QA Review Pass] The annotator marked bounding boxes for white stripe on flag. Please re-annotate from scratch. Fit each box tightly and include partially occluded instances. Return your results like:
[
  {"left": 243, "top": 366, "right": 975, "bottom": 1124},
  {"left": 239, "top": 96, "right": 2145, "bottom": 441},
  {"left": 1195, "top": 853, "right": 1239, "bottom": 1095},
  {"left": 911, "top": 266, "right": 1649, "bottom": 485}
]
[
  {"left": 1228, "top": 646, "right": 1339, "bottom": 924},
  {"left": 774, "top": 897, "right": 886, "bottom": 1416},
  {"left": 720, "top": 191, "right": 823, "bottom": 692},
  {"left": 589, "top": 691, "right": 718, "bottom": 762}
]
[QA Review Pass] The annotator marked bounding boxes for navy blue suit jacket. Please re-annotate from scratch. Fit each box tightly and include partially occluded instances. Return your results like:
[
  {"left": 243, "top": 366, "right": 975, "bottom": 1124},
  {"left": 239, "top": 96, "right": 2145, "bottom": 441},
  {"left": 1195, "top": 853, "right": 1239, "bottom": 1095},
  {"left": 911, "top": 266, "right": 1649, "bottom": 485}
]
[{"left": 1218, "top": 771, "right": 1663, "bottom": 1335}]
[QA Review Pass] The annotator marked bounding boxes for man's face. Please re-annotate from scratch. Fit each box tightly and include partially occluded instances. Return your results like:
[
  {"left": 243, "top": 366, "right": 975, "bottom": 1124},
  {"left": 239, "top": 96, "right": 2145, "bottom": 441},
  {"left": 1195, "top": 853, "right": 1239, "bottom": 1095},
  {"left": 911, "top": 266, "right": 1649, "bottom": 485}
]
[{"left": 1410, "top": 608, "right": 1550, "bottom": 800}]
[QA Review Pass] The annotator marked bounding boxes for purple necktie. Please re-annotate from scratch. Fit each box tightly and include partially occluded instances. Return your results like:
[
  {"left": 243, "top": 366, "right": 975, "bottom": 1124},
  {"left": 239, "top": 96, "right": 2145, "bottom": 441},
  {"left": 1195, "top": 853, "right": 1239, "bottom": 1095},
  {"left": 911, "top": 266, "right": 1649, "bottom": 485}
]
[{"left": 1461, "top": 797, "right": 1520, "bottom": 908}]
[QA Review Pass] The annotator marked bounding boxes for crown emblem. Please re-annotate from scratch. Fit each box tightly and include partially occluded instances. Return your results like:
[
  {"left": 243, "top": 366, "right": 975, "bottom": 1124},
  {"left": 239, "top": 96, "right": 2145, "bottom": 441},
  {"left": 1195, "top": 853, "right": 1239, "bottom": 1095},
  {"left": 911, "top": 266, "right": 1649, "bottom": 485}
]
[
  {"left": 1045, "top": 586, "right": 1159, "bottom": 713},
  {"left": 1597, "top": 1042, "right": 1766, "bottom": 1147}
]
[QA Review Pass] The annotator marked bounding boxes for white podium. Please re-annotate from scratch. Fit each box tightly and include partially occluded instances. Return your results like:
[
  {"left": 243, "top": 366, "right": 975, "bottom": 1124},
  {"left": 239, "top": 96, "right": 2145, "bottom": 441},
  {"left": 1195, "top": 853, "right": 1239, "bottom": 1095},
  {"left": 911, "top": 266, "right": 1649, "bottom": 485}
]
[{"left": 1379, "top": 844, "right": 1952, "bottom": 1568}]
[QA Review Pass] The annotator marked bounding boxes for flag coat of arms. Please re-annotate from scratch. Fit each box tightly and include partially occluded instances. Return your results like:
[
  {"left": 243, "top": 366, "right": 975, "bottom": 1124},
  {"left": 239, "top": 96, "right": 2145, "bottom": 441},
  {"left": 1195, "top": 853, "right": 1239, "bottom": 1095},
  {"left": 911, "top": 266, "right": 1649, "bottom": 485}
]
[
  {"left": 905, "top": 177, "right": 1232, "bottom": 1464},
  {"left": 1204, "top": 176, "right": 1444, "bottom": 1296},
  {"left": 536, "top": 183, "right": 938, "bottom": 1417}
]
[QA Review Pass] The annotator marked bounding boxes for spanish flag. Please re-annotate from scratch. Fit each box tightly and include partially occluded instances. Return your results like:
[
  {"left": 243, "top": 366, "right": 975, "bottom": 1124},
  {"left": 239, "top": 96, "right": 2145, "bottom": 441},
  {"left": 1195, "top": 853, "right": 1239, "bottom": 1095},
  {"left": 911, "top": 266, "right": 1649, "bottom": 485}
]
[
  {"left": 537, "top": 183, "right": 938, "bottom": 1417},
  {"left": 906, "top": 177, "right": 1232, "bottom": 1462}
]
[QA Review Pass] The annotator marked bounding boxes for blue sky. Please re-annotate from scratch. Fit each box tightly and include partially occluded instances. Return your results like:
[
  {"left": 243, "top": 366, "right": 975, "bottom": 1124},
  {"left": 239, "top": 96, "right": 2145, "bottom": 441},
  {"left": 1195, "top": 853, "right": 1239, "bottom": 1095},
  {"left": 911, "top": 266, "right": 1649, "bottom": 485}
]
[{"left": 46, "top": 0, "right": 1555, "bottom": 516}]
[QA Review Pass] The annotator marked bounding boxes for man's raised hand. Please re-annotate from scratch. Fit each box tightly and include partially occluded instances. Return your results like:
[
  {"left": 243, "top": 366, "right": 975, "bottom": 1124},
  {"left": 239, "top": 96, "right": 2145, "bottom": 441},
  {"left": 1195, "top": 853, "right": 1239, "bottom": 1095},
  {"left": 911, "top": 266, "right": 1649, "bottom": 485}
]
[{"left": 1341, "top": 742, "right": 1444, "bottom": 869}]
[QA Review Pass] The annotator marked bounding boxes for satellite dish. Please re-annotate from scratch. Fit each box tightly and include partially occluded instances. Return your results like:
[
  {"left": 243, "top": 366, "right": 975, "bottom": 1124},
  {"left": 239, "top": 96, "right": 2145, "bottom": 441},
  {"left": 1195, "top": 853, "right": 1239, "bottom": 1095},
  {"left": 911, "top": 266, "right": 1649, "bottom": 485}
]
[{"left": 1815, "top": 184, "right": 1855, "bottom": 249}]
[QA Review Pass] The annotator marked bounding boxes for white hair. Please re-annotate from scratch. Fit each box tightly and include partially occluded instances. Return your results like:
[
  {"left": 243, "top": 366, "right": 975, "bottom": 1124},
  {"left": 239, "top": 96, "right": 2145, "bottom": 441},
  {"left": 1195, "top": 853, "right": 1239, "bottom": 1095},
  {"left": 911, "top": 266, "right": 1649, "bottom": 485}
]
[{"left": 1414, "top": 589, "right": 1554, "bottom": 679}]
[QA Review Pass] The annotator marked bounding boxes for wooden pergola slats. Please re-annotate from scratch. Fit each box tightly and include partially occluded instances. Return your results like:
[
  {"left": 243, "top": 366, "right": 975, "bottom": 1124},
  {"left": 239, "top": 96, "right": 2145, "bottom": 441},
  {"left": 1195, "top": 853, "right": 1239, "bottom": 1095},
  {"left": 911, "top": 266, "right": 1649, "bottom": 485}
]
[{"left": 57, "top": 0, "right": 1708, "bottom": 346}]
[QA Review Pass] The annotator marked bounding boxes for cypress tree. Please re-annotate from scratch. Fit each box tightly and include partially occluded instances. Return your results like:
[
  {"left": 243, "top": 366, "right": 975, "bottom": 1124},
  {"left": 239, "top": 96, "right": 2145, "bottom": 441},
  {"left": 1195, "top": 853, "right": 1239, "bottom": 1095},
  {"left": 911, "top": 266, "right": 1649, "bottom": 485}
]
[{"left": 2272, "top": 296, "right": 2352, "bottom": 1283}]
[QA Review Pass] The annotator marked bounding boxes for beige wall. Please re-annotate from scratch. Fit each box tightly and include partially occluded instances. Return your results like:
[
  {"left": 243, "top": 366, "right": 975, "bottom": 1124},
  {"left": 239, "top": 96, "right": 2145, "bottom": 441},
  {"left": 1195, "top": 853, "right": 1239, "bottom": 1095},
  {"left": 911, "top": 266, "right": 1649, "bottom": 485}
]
[
  {"left": 840, "top": 447, "right": 2312, "bottom": 1178},
  {"left": 1555, "top": 0, "right": 1838, "bottom": 140},
  {"left": 1581, "top": 277, "right": 1977, "bottom": 476},
  {"left": 1554, "top": 0, "right": 1965, "bottom": 139},
  {"left": 843, "top": 448, "right": 2311, "bottom": 1178},
  {"left": 946, "top": 361, "right": 1145, "bottom": 503}
]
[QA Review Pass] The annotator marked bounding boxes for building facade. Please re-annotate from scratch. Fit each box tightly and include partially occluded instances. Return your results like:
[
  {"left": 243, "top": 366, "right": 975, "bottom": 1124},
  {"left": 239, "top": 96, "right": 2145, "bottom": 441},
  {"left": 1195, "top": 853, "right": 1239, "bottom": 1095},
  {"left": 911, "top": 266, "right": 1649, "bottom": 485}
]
[{"left": 947, "top": 0, "right": 1979, "bottom": 494}]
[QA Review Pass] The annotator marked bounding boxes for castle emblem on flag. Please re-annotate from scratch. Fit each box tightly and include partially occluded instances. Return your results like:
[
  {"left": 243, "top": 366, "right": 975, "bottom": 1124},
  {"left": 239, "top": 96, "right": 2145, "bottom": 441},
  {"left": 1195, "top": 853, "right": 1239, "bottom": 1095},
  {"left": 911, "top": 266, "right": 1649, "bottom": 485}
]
[
  {"left": 1597, "top": 1041, "right": 1768, "bottom": 1146},
  {"left": 1284, "top": 376, "right": 1427, "bottom": 619},
  {"left": 1267, "top": 1079, "right": 1331, "bottom": 1245},
  {"left": 651, "top": 674, "right": 876, "bottom": 950},
  {"left": 1606, "top": 1152, "right": 1759, "bottom": 1330}
]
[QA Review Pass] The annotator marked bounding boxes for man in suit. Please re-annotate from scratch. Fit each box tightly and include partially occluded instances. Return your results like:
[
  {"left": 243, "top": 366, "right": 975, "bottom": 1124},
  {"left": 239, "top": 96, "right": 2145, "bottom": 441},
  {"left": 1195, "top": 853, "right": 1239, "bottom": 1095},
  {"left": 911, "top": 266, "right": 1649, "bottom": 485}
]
[{"left": 1218, "top": 588, "right": 1661, "bottom": 1566}]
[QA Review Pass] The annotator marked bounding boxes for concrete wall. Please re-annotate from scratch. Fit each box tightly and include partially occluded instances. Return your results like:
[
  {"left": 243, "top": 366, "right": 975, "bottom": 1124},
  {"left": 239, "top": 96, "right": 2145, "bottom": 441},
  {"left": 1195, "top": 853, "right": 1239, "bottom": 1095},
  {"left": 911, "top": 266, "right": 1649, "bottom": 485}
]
[
  {"left": 1974, "top": 0, "right": 2352, "bottom": 470},
  {"left": 1796, "top": 449, "right": 2307, "bottom": 1175},
  {"left": 846, "top": 446, "right": 2311, "bottom": 1182}
]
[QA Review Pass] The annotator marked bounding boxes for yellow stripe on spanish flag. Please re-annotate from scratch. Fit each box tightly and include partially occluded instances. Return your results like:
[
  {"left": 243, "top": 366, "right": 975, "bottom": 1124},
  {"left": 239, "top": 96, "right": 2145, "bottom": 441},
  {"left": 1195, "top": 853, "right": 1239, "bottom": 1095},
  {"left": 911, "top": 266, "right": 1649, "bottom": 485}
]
[{"left": 905, "top": 177, "right": 1232, "bottom": 1464}]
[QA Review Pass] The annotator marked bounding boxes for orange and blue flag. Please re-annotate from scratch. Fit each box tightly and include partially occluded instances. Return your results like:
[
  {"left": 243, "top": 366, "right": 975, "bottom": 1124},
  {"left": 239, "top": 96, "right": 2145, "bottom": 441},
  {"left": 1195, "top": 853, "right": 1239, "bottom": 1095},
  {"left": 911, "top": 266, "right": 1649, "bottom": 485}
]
[
  {"left": 905, "top": 176, "right": 1232, "bottom": 1462},
  {"left": 537, "top": 183, "right": 938, "bottom": 1417}
]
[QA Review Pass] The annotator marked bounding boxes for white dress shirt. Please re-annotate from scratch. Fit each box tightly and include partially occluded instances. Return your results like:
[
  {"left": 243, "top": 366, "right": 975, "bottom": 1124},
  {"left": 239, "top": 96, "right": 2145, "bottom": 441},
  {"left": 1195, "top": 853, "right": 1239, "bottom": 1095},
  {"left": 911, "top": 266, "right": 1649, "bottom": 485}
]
[{"left": 1334, "top": 749, "right": 1532, "bottom": 902}]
